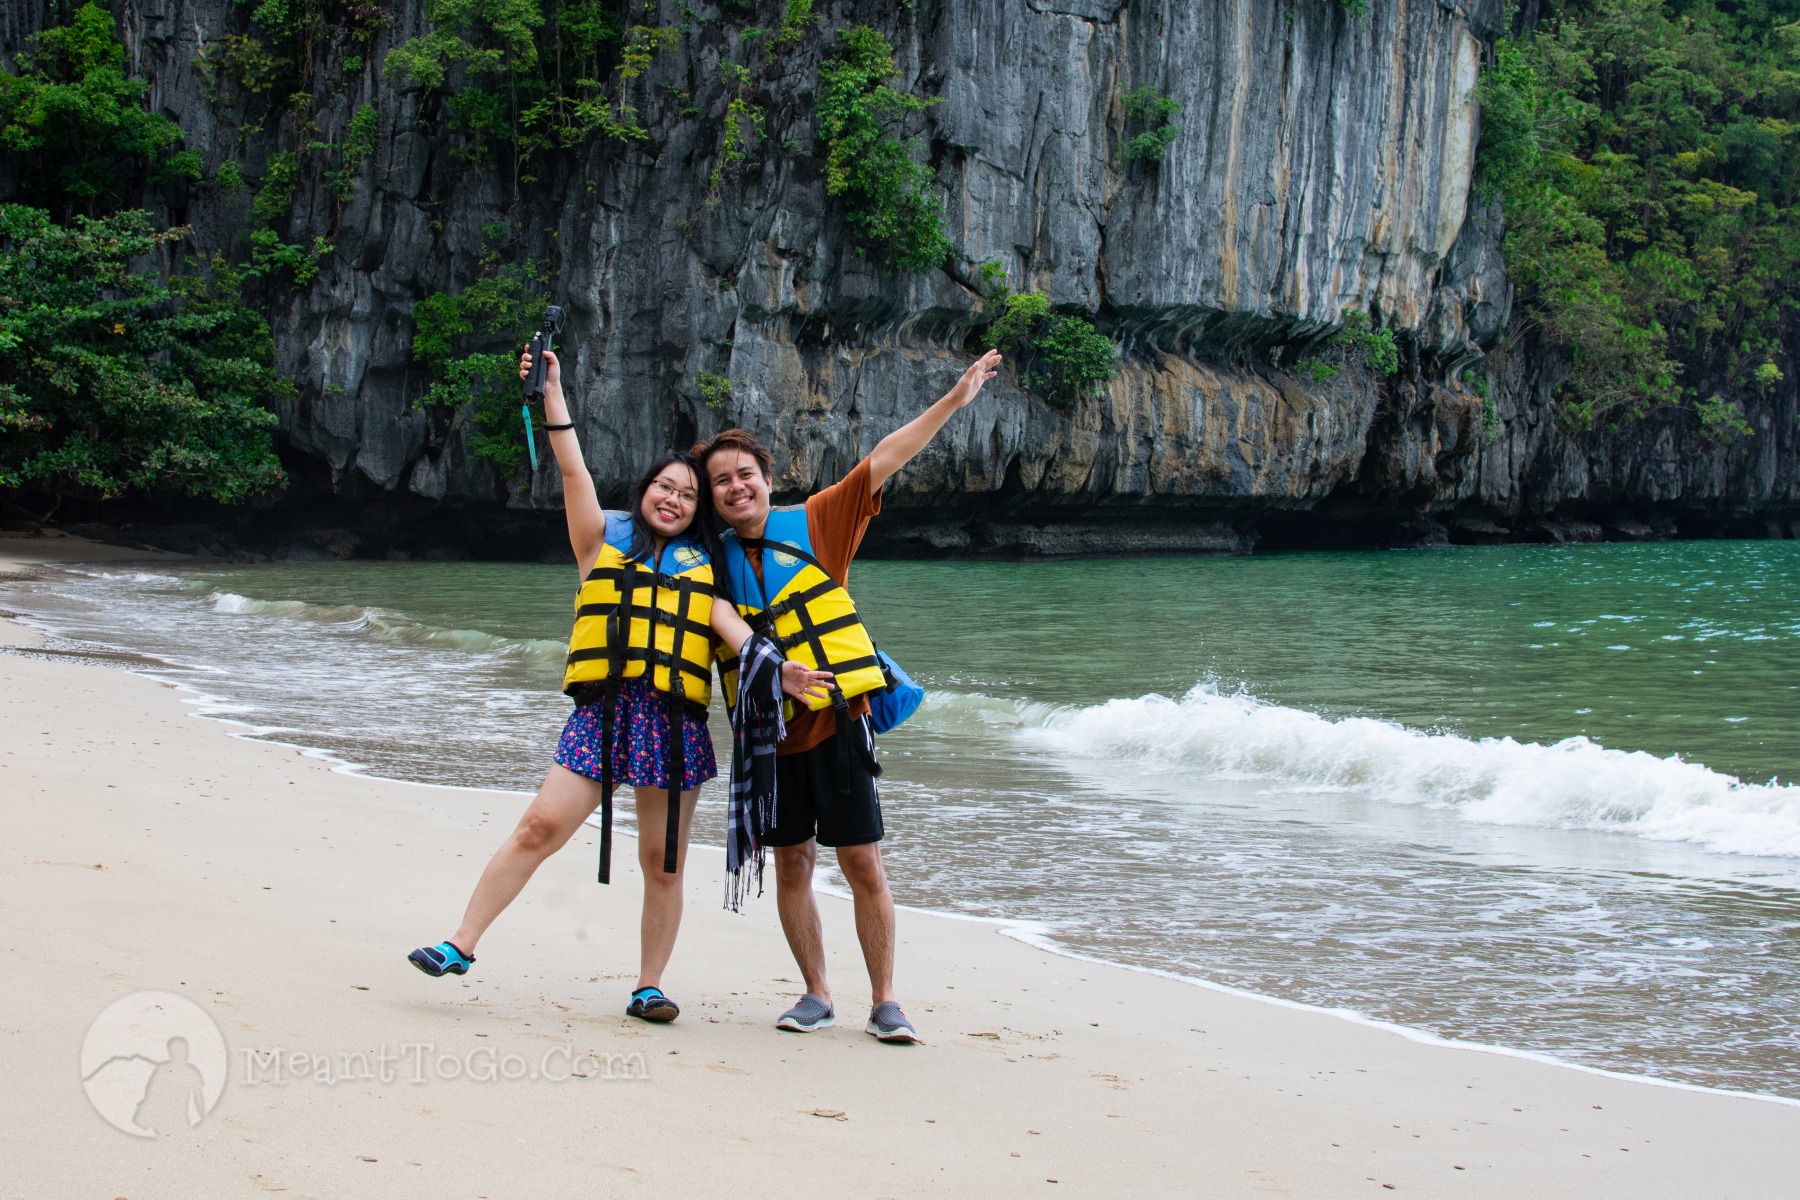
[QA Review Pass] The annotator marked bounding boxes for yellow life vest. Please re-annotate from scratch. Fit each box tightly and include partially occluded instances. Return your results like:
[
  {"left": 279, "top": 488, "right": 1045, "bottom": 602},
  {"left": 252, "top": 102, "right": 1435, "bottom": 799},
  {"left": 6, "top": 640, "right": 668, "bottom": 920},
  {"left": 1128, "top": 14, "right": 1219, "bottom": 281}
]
[
  {"left": 714, "top": 506, "right": 886, "bottom": 713},
  {"left": 563, "top": 512, "right": 714, "bottom": 706}
]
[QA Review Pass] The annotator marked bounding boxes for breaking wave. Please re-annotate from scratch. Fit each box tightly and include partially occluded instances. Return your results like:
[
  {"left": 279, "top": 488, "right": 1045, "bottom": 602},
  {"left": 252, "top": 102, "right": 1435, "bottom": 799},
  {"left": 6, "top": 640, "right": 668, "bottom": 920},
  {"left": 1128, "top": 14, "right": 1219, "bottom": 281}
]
[{"left": 997, "top": 684, "right": 1800, "bottom": 859}]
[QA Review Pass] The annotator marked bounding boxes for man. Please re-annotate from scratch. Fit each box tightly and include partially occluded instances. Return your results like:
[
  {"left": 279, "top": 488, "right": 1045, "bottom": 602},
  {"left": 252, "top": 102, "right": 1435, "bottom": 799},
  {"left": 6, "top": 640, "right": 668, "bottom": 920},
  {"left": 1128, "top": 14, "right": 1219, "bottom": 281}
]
[{"left": 699, "top": 348, "right": 1002, "bottom": 1043}]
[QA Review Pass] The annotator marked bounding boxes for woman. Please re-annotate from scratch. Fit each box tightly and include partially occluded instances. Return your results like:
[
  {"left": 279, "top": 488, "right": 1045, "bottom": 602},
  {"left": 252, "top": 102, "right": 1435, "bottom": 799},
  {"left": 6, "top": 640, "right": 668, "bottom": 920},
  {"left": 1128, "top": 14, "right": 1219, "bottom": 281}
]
[{"left": 408, "top": 345, "right": 829, "bottom": 1022}]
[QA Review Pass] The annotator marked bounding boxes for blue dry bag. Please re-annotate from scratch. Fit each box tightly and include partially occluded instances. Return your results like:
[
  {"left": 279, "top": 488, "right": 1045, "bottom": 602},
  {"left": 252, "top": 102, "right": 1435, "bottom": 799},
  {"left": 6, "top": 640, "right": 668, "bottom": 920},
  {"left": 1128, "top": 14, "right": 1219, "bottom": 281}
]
[{"left": 868, "top": 648, "right": 924, "bottom": 735}]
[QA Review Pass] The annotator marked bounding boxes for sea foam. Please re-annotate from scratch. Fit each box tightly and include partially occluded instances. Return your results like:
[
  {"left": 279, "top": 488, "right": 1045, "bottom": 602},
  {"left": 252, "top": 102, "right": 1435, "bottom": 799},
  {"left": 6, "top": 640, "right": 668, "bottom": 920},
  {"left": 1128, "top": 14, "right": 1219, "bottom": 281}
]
[
  {"left": 1005, "top": 684, "right": 1800, "bottom": 859},
  {"left": 205, "top": 591, "right": 566, "bottom": 668}
]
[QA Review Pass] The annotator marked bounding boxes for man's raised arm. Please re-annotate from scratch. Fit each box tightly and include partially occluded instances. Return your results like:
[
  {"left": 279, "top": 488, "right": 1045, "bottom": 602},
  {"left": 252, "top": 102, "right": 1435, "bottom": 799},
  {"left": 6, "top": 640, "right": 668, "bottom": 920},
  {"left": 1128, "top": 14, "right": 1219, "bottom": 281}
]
[{"left": 865, "top": 349, "right": 1002, "bottom": 494}]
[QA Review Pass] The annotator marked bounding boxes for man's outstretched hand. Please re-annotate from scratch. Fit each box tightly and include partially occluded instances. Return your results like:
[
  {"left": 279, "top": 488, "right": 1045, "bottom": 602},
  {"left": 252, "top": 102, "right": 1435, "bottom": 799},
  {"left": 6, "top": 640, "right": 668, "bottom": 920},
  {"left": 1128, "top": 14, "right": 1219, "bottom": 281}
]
[
  {"left": 867, "top": 348, "right": 1006, "bottom": 492},
  {"left": 949, "top": 348, "right": 1003, "bottom": 408},
  {"left": 780, "top": 660, "right": 835, "bottom": 705}
]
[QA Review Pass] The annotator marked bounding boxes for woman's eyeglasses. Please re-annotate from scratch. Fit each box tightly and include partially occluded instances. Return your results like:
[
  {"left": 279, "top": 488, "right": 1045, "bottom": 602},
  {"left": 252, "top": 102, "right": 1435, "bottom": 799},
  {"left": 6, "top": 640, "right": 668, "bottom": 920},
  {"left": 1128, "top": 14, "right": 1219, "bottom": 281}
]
[{"left": 649, "top": 477, "right": 698, "bottom": 506}]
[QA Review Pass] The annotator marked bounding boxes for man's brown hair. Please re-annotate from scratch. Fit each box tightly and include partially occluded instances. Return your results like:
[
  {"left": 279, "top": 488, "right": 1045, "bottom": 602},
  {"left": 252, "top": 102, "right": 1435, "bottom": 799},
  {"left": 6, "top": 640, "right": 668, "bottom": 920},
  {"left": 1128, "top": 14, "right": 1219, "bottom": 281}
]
[{"left": 694, "top": 428, "right": 773, "bottom": 481}]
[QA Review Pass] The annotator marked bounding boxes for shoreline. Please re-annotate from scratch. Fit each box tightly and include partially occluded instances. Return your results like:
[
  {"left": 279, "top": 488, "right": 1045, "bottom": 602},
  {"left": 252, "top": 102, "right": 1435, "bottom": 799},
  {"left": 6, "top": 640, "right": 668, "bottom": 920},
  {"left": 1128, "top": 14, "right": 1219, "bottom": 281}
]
[
  {"left": 66, "top": 649, "right": 1800, "bottom": 1111},
  {"left": 5, "top": 536, "right": 1800, "bottom": 1197},
  {"left": 10, "top": 539, "right": 1800, "bottom": 1100},
  {"left": 6, "top": 539, "right": 1800, "bottom": 1109}
]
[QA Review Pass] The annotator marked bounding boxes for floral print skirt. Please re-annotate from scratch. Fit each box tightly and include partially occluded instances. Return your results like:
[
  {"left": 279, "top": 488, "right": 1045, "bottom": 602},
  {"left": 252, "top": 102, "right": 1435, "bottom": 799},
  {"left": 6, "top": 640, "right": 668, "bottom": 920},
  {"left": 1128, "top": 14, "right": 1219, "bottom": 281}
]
[{"left": 554, "top": 674, "right": 718, "bottom": 791}]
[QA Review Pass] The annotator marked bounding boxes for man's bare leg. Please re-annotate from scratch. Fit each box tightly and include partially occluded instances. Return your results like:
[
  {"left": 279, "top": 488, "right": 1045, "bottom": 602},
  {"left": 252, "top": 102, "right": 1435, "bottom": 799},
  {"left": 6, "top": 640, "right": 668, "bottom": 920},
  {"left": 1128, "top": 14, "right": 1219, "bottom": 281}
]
[
  {"left": 633, "top": 785, "right": 699, "bottom": 991},
  {"left": 447, "top": 765, "right": 602, "bottom": 955},
  {"left": 835, "top": 842, "right": 896, "bottom": 1006},
  {"left": 773, "top": 840, "right": 831, "bottom": 1005}
]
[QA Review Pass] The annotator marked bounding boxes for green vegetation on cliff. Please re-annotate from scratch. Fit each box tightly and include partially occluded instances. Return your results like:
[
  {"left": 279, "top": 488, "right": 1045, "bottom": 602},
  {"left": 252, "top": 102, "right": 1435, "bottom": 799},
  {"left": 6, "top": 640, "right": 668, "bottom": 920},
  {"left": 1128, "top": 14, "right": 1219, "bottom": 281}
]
[
  {"left": 1294, "top": 309, "right": 1402, "bottom": 382},
  {"left": 1119, "top": 85, "right": 1181, "bottom": 165},
  {"left": 0, "top": 3, "right": 200, "bottom": 217},
  {"left": 1478, "top": 0, "right": 1799, "bottom": 431},
  {"left": 410, "top": 265, "right": 544, "bottom": 472},
  {"left": 817, "top": 26, "right": 953, "bottom": 272},
  {"left": 382, "top": 0, "right": 680, "bottom": 166},
  {"left": 0, "top": 7, "right": 288, "bottom": 514},
  {"left": 977, "top": 264, "right": 1116, "bottom": 406},
  {"left": 0, "top": 206, "right": 288, "bottom": 515}
]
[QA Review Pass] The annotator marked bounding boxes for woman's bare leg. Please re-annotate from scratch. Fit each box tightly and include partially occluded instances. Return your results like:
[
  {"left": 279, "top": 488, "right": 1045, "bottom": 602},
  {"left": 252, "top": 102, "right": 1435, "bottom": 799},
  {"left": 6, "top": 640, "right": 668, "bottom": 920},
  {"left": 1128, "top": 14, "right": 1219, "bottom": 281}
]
[
  {"left": 446, "top": 765, "right": 605, "bottom": 955},
  {"left": 634, "top": 785, "right": 700, "bottom": 991}
]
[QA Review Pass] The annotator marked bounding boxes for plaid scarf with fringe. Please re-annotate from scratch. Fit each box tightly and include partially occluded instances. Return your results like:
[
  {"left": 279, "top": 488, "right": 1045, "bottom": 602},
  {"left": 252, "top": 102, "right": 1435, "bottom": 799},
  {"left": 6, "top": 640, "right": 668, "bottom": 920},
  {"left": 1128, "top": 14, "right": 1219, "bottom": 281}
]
[{"left": 725, "top": 631, "right": 786, "bottom": 912}]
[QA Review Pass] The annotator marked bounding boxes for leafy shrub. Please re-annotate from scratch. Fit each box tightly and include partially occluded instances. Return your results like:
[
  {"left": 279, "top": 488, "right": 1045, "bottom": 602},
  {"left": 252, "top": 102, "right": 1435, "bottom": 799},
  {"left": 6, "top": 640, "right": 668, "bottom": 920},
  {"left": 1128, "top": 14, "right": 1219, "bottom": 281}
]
[
  {"left": 977, "top": 268, "right": 1115, "bottom": 407},
  {"left": 382, "top": 0, "right": 543, "bottom": 90},
  {"left": 0, "top": 205, "right": 288, "bottom": 513},
  {"left": 251, "top": 151, "right": 301, "bottom": 220},
  {"left": 1695, "top": 394, "right": 1752, "bottom": 443},
  {"left": 708, "top": 60, "right": 765, "bottom": 199},
  {"left": 319, "top": 103, "right": 381, "bottom": 198},
  {"left": 248, "top": 228, "right": 331, "bottom": 283},
  {"left": 1292, "top": 307, "right": 1399, "bottom": 381},
  {"left": 387, "top": 1, "right": 675, "bottom": 163},
  {"left": 1119, "top": 84, "right": 1181, "bottom": 165},
  {"left": 343, "top": 103, "right": 380, "bottom": 166},
  {"left": 694, "top": 371, "right": 732, "bottom": 409},
  {"left": 778, "top": 0, "right": 817, "bottom": 44},
  {"left": 1335, "top": 308, "right": 1398, "bottom": 374},
  {"left": 817, "top": 26, "right": 952, "bottom": 272},
  {"left": 195, "top": 32, "right": 288, "bottom": 102}
]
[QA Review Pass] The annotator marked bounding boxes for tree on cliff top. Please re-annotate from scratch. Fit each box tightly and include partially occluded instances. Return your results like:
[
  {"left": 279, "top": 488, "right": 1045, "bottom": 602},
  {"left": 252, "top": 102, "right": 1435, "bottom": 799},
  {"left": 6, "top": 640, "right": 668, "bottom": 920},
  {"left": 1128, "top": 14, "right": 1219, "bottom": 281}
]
[
  {"left": 1478, "top": 0, "right": 1799, "bottom": 433},
  {"left": 0, "top": 2, "right": 201, "bottom": 219},
  {"left": 0, "top": 206, "right": 289, "bottom": 519}
]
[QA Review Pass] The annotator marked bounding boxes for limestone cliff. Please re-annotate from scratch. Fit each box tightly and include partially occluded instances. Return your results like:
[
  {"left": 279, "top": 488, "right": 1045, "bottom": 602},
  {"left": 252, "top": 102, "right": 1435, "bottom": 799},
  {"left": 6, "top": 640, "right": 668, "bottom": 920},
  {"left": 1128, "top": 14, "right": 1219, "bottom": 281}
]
[{"left": 6, "top": 0, "right": 1795, "bottom": 554}]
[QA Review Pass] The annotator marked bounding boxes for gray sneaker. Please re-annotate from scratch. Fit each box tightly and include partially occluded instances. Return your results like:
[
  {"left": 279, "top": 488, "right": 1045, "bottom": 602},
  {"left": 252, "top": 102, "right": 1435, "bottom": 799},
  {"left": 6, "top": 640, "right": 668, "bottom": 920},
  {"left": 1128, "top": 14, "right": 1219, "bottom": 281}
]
[
  {"left": 865, "top": 1001, "right": 919, "bottom": 1043},
  {"left": 776, "top": 993, "right": 834, "bottom": 1032}
]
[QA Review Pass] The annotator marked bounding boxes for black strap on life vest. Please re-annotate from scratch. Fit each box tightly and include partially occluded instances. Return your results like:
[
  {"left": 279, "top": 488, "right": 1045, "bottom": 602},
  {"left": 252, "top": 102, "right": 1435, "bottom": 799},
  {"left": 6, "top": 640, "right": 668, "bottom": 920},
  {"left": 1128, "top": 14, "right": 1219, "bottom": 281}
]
[
  {"left": 566, "top": 642, "right": 714, "bottom": 689},
  {"left": 594, "top": 677, "right": 616, "bottom": 884},
  {"left": 734, "top": 536, "right": 830, "bottom": 576},
  {"left": 658, "top": 567, "right": 687, "bottom": 876},
  {"left": 584, "top": 563, "right": 699, "bottom": 590},
  {"left": 594, "top": 558, "right": 633, "bottom": 884},
  {"left": 572, "top": 600, "right": 711, "bottom": 638}
]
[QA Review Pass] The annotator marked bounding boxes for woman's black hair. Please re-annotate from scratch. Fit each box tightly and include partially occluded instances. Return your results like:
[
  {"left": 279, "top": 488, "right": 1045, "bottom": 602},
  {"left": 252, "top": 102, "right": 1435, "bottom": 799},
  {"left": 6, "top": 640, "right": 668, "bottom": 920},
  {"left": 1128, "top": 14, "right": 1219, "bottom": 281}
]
[{"left": 624, "top": 451, "right": 719, "bottom": 565}]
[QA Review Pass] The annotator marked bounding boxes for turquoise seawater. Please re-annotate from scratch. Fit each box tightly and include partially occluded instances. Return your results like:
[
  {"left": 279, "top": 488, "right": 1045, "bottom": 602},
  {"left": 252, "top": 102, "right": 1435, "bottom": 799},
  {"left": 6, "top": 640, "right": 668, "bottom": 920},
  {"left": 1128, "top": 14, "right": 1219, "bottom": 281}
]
[{"left": 7, "top": 541, "right": 1799, "bottom": 1096}]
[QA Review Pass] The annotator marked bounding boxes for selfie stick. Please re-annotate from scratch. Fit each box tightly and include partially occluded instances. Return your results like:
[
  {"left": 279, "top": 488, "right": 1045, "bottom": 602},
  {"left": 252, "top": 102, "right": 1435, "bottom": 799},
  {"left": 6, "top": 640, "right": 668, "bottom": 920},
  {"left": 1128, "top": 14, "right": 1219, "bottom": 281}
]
[{"left": 521, "top": 304, "right": 565, "bottom": 473}]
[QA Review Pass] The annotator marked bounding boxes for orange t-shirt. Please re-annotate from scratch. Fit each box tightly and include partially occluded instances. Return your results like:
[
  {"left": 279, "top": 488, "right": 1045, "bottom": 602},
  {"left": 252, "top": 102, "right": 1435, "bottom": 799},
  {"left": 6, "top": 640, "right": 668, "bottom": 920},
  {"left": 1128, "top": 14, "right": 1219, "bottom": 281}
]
[{"left": 741, "top": 456, "right": 883, "bottom": 755}]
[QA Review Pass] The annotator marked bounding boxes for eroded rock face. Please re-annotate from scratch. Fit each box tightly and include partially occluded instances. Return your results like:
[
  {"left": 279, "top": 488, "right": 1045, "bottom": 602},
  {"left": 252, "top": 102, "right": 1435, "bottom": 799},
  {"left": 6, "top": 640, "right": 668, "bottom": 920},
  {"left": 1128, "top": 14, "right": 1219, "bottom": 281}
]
[{"left": 8, "top": 0, "right": 1794, "bottom": 552}]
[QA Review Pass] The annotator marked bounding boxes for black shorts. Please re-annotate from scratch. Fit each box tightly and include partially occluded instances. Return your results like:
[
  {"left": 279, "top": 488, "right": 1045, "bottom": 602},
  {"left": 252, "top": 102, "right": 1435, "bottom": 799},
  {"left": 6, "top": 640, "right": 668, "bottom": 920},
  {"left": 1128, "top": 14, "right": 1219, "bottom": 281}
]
[{"left": 768, "top": 731, "right": 883, "bottom": 848}]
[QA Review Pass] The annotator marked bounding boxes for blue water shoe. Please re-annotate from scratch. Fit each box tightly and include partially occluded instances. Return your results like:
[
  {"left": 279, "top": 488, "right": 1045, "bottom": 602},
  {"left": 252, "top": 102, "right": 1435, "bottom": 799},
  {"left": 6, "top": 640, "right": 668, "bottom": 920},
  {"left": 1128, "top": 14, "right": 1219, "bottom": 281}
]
[
  {"left": 627, "top": 986, "right": 679, "bottom": 1022},
  {"left": 408, "top": 941, "right": 474, "bottom": 977}
]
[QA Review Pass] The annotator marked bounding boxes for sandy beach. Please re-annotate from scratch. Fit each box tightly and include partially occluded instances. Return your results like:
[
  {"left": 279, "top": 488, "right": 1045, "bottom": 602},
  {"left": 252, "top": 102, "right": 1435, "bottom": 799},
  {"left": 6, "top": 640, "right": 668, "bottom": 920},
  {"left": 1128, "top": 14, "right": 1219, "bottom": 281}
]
[{"left": 3, "top": 535, "right": 1798, "bottom": 1198}]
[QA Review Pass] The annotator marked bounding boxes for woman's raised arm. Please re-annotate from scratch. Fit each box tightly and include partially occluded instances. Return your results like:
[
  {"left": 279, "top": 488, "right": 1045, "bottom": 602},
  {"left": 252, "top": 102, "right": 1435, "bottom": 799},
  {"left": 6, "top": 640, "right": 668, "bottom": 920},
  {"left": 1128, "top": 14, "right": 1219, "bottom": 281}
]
[{"left": 520, "top": 346, "right": 604, "bottom": 572}]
